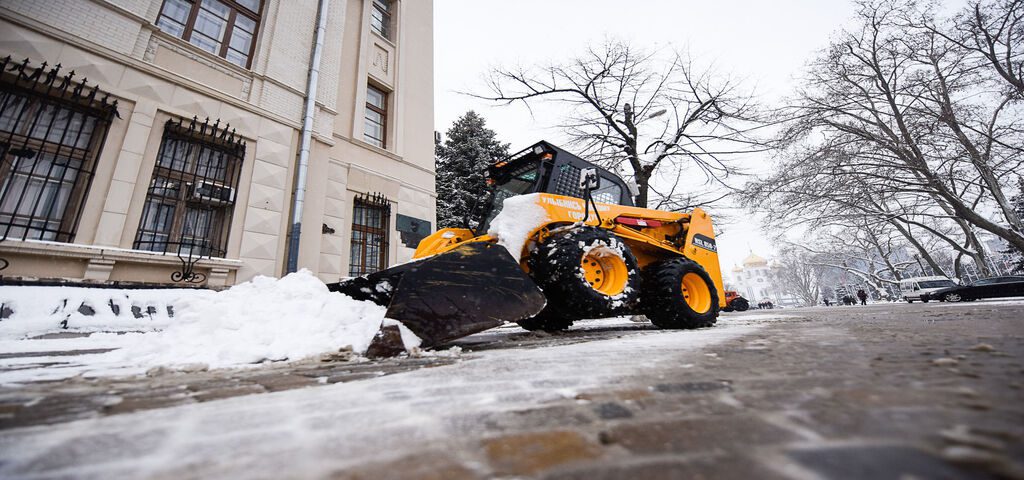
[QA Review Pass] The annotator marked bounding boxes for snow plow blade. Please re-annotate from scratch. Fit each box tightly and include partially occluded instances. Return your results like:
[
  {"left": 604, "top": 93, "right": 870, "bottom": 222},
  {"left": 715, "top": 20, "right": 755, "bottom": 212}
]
[{"left": 328, "top": 242, "right": 546, "bottom": 350}]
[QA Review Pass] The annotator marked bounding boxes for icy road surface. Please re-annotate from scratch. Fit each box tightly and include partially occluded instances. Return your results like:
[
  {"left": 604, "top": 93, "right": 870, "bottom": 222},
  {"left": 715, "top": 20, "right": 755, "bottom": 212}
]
[{"left": 0, "top": 316, "right": 763, "bottom": 478}]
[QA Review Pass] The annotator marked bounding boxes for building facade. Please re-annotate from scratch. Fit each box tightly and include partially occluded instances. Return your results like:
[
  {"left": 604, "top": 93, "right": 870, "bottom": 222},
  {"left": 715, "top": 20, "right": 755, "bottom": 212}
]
[
  {"left": 0, "top": 0, "right": 435, "bottom": 287},
  {"left": 729, "top": 252, "right": 800, "bottom": 306}
]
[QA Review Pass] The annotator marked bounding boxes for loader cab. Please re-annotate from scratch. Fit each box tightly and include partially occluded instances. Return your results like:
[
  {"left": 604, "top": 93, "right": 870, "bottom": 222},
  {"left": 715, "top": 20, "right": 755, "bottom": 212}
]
[{"left": 474, "top": 141, "right": 634, "bottom": 233}]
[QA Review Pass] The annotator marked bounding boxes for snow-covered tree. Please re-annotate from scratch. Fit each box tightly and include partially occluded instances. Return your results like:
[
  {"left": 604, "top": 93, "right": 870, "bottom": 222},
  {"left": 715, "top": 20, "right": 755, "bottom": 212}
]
[{"left": 435, "top": 111, "right": 509, "bottom": 229}]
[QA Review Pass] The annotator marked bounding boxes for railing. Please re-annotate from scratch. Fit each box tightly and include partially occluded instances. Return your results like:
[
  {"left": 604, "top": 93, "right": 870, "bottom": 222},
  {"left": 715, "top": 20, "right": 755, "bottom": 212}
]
[
  {"left": 349, "top": 192, "right": 390, "bottom": 277},
  {"left": 0, "top": 56, "right": 119, "bottom": 274},
  {"left": 132, "top": 239, "right": 225, "bottom": 284}
]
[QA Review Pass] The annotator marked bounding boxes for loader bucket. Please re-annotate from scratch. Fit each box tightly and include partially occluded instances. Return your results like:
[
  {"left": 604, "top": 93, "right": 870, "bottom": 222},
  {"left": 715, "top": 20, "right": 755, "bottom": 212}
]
[{"left": 329, "top": 242, "right": 546, "bottom": 350}]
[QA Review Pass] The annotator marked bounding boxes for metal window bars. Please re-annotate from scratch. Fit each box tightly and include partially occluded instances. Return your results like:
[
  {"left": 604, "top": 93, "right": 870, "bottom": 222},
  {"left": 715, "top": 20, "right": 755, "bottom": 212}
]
[
  {"left": 0, "top": 56, "right": 120, "bottom": 272},
  {"left": 133, "top": 116, "right": 245, "bottom": 283},
  {"left": 349, "top": 192, "right": 390, "bottom": 277}
]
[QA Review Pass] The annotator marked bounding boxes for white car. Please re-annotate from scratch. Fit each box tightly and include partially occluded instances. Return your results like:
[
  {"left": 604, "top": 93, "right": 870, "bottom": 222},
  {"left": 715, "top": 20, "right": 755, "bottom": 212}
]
[{"left": 899, "top": 276, "right": 959, "bottom": 303}]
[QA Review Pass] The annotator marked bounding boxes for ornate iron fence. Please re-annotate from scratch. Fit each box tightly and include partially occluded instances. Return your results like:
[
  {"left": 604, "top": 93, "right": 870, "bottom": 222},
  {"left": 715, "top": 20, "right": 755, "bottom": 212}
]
[
  {"left": 0, "top": 56, "right": 120, "bottom": 273},
  {"left": 349, "top": 192, "right": 391, "bottom": 277},
  {"left": 133, "top": 116, "right": 244, "bottom": 284}
]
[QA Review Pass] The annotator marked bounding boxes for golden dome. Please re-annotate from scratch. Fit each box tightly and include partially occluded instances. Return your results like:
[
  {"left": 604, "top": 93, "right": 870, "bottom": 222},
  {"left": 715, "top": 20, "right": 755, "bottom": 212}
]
[
  {"left": 731, "top": 264, "right": 743, "bottom": 273},
  {"left": 742, "top": 252, "right": 768, "bottom": 267}
]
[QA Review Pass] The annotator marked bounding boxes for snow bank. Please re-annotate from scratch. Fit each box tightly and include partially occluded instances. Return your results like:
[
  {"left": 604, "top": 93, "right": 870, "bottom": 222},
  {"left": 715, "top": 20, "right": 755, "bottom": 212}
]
[
  {"left": 487, "top": 193, "right": 550, "bottom": 262},
  {"left": 95, "top": 270, "right": 387, "bottom": 370},
  {"left": 0, "top": 271, "right": 388, "bottom": 382},
  {"left": 0, "top": 286, "right": 205, "bottom": 339}
]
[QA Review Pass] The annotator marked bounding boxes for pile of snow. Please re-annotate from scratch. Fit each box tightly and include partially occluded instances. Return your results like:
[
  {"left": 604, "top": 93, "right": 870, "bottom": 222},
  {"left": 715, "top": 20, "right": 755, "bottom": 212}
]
[
  {"left": 97, "top": 270, "right": 388, "bottom": 369},
  {"left": 0, "top": 271, "right": 389, "bottom": 381},
  {"left": 487, "top": 193, "right": 550, "bottom": 262},
  {"left": 0, "top": 286, "right": 204, "bottom": 339}
]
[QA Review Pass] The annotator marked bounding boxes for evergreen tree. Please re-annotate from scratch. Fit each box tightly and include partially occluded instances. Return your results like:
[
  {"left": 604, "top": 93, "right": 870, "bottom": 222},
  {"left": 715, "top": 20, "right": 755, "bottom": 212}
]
[
  {"left": 435, "top": 111, "right": 509, "bottom": 229},
  {"left": 1006, "top": 178, "right": 1024, "bottom": 273}
]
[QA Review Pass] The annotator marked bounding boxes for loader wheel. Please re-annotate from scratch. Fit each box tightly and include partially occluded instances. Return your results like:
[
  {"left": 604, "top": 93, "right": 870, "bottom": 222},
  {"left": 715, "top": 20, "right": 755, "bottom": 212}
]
[
  {"left": 516, "top": 305, "right": 574, "bottom": 332},
  {"left": 641, "top": 258, "right": 719, "bottom": 329},
  {"left": 529, "top": 227, "right": 640, "bottom": 318}
]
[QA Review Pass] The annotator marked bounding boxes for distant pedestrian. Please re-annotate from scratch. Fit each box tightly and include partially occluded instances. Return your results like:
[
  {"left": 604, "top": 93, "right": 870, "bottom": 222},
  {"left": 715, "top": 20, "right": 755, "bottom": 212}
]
[
  {"left": 823, "top": 298, "right": 831, "bottom": 307},
  {"left": 857, "top": 289, "right": 868, "bottom": 306}
]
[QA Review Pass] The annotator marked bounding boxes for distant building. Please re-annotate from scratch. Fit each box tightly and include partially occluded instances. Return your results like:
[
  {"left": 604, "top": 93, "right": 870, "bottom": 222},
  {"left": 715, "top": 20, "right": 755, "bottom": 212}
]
[
  {"left": 0, "top": 0, "right": 435, "bottom": 287},
  {"left": 729, "top": 252, "right": 800, "bottom": 306}
]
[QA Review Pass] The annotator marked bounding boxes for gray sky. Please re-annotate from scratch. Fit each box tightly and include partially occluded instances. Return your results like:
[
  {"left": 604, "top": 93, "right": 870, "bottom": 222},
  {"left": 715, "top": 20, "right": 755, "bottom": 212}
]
[{"left": 433, "top": 0, "right": 861, "bottom": 272}]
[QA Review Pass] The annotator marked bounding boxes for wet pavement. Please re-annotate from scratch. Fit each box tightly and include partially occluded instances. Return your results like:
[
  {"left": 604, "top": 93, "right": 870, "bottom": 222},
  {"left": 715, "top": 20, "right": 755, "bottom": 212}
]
[{"left": 1, "top": 301, "right": 1022, "bottom": 479}]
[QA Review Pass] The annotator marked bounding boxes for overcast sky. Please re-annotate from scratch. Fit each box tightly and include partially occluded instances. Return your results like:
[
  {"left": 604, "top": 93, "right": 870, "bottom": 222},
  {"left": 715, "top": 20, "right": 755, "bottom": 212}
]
[{"left": 432, "top": 0, "right": 864, "bottom": 273}]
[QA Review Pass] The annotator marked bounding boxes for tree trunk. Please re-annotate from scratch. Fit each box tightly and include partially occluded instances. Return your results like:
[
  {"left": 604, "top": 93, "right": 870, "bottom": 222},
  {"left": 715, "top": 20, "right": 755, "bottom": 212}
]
[{"left": 634, "top": 170, "right": 650, "bottom": 208}]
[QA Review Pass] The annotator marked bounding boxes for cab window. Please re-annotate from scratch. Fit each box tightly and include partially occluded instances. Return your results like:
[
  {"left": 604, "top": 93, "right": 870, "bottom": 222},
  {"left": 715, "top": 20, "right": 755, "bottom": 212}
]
[{"left": 593, "top": 177, "right": 622, "bottom": 204}]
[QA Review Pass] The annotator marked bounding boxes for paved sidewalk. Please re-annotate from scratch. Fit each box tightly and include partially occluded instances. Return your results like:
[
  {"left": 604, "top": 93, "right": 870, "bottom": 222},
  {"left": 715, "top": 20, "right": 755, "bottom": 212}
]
[{"left": 1, "top": 302, "right": 1022, "bottom": 479}]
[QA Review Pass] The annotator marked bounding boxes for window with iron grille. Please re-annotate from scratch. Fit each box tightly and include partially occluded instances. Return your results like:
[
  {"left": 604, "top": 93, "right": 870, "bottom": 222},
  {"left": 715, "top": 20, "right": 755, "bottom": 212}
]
[
  {"left": 364, "top": 84, "right": 387, "bottom": 148},
  {"left": 0, "top": 57, "right": 119, "bottom": 243},
  {"left": 349, "top": 194, "right": 390, "bottom": 276},
  {"left": 134, "top": 118, "right": 244, "bottom": 258},
  {"left": 370, "top": 0, "right": 393, "bottom": 39},
  {"left": 156, "top": 0, "right": 262, "bottom": 68}
]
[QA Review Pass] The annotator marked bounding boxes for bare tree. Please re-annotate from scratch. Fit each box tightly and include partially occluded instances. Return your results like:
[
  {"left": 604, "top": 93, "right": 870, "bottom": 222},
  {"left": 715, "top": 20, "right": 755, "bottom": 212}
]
[
  {"left": 771, "top": 247, "right": 825, "bottom": 306},
  {"left": 477, "top": 40, "right": 764, "bottom": 209},
  {"left": 745, "top": 0, "right": 1024, "bottom": 275},
  {"left": 916, "top": 0, "right": 1024, "bottom": 96}
]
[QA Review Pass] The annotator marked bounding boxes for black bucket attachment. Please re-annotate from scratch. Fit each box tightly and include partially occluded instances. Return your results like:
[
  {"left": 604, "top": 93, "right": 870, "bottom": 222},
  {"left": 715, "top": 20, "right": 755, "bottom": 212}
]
[{"left": 329, "top": 242, "right": 546, "bottom": 350}]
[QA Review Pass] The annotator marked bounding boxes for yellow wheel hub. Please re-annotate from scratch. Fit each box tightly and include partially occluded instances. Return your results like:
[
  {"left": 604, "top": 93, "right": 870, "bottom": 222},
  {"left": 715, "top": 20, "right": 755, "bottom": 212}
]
[
  {"left": 681, "top": 272, "right": 712, "bottom": 313},
  {"left": 580, "top": 248, "right": 628, "bottom": 296}
]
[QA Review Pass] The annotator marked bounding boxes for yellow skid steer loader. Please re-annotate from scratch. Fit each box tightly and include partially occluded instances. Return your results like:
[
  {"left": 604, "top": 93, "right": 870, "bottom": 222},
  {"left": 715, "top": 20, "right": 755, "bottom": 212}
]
[{"left": 330, "top": 141, "right": 725, "bottom": 350}]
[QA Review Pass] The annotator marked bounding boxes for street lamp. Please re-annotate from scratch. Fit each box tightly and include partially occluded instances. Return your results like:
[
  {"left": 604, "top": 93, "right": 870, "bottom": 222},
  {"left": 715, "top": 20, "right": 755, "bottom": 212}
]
[{"left": 643, "top": 108, "right": 667, "bottom": 119}]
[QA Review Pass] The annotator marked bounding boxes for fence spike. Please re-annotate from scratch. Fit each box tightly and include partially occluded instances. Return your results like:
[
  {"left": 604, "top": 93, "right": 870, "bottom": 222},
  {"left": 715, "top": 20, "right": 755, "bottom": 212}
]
[
  {"left": 44, "top": 63, "right": 60, "bottom": 85},
  {"left": 15, "top": 58, "right": 30, "bottom": 78},
  {"left": 72, "top": 77, "right": 88, "bottom": 97},
  {"left": 28, "top": 62, "right": 47, "bottom": 83}
]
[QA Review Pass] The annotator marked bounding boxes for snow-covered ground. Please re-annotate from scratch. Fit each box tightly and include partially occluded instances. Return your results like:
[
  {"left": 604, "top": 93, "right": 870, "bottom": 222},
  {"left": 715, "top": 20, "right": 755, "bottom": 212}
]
[
  {"left": 0, "top": 196, "right": 567, "bottom": 385},
  {"left": 0, "top": 319, "right": 761, "bottom": 478},
  {"left": 0, "top": 271, "right": 387, "bottom": 384}
]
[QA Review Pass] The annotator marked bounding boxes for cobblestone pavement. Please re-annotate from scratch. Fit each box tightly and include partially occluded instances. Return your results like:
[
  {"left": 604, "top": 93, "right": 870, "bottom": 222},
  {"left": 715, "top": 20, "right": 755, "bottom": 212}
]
[{"left": 1, "top": 302, "right": 1022, "bottom": 479}]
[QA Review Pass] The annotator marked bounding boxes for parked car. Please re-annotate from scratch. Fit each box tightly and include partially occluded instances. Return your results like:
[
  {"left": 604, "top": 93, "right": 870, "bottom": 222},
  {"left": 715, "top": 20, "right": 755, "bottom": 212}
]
[
  {"left": 923, "top": 276, "right": 1024, "bottom": 303},
  {"left": 899, "top": 276, "right": 959, "bottom": 303}
]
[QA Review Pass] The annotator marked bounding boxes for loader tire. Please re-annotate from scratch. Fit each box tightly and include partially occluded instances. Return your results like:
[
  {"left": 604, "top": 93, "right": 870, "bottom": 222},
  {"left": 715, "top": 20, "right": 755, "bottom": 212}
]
[
  {"left": 529, "top": 227, "right": 640, "bottom": 318},
  {"left": 516, "top": 305, "right": 574, "bottom": 332},
  {"left": 641, "top": 258, "right": 719, "bottom": 329}
]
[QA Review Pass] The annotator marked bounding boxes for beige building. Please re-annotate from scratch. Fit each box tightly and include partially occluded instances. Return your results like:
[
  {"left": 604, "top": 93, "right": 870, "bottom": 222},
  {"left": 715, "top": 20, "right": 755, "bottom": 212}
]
[{"left": 0, "top": 0, "right": 436, "bottom": 287}]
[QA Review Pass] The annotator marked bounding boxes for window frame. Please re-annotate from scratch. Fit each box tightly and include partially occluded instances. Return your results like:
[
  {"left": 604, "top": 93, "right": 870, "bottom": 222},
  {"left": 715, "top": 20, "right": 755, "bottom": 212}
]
[
  {"left": 349, "top": 195, "right": 391, "bottom": 277},
  {"left": 370, "top": 0, "right": 393, "bottom": 40},
  {"left": 0, "top": 60, "right": 118, "bottom": 244},
  {"left": 156, "top": 0, "right": 263, "bottom": 69},
  {"left": 364, "top": 84, "right": 388, "bottom": 148},
  {"left": 133, "top": 119, "right": 245, "bottom": 258}
]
